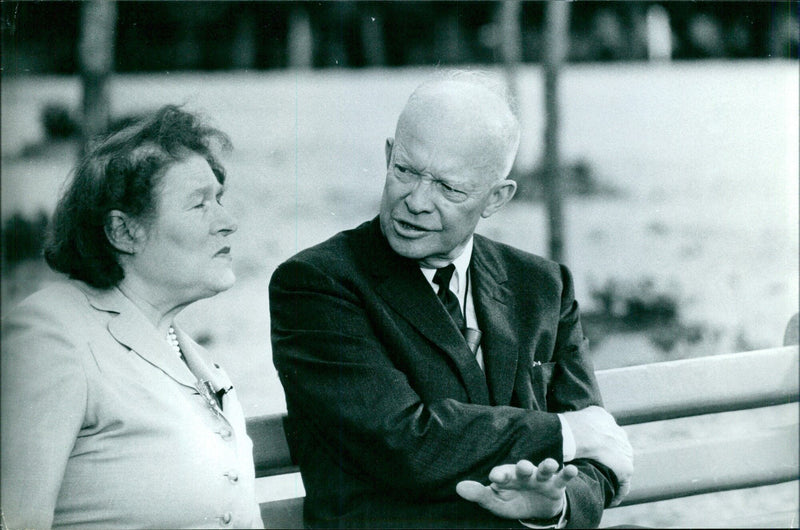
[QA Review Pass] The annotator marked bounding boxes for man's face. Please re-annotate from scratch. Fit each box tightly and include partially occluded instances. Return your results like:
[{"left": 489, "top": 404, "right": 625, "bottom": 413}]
[{"left": 379, "top": 118, "right": 500, "bottom": 269}]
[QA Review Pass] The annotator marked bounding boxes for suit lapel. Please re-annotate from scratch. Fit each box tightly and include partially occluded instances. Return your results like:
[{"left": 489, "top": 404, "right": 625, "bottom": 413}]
[
  {"left": 364, "top": 220, "right": 490, "bottom": 405},
  {"left": 85, "top": 286, "right": 197, "bottom": 388},
  {"left": 471, "top": 236, "right": 519, "bottom": 406}
]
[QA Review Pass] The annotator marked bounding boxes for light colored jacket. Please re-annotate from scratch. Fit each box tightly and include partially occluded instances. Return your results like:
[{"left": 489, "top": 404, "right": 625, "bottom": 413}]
[{"left": 1, "top": 279, "right": 263, "bottom": 529}]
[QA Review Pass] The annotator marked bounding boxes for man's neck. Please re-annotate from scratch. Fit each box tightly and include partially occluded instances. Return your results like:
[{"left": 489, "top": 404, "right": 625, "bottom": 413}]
[{"left": 418, "top": 236, "right": 474, "bottom": 270}]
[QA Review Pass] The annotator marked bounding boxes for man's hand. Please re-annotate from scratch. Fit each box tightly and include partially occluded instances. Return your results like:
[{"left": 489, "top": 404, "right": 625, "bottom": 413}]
[
  {"left": 456, "top": 459, "right": 577, "bottom": 520},
  {"left": 561, "top": 406, "right": 633, "bottom": 505}
]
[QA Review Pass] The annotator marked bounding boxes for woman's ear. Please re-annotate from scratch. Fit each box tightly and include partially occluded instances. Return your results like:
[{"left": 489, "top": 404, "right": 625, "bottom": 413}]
[{"left": 105, "top": 211, "right": 144, "bottom": 254}]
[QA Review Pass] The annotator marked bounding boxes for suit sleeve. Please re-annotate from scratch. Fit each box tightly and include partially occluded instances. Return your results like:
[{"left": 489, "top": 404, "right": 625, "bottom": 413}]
[
  {"left": 549, "top": 264, "right": 619, "bottom": 528},
  {"left": 1, "top": 300, "right": 88, "bottom": 529},
  {"left": 270, "top": 258, "right": 565, "bottom": 499}
]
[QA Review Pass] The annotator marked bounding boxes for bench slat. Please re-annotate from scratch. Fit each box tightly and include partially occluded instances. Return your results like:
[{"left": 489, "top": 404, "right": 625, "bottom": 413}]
[
  {"left": 248, "top": 346, "right": 800, "bottom": 527},
  {"left": 617, "top": 424, "right": 799, "bottom": 506},
  {"left": 597, "top": 346, "right": 799, "bottom": 425},
  {"left": 246, "top": 413, "right": 295, "bottom": 477},
  {"left": 260, "top": 497, "right": 304, "bottom": 529}
]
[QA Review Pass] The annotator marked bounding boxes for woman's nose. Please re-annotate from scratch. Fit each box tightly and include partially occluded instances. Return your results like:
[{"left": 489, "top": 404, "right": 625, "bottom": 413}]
[{"left": 213, "top": 205, "right": 238, "bottom": 235}]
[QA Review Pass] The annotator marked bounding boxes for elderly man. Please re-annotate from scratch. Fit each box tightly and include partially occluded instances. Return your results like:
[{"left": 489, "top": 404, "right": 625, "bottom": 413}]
[{"left": 270, "top": 72, "right": 632, "bottom": 529}]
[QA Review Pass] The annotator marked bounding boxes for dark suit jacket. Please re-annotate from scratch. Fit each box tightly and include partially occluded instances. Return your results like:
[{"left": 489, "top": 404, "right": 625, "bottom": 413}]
[{"left": 270, "top": 218, "right": 617, "bottom": 528}]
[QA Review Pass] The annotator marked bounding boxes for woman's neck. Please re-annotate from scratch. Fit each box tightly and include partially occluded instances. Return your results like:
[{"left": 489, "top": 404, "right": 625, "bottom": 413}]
[{"left": 116, "top": 277, "right": 187, "bottom": 336}]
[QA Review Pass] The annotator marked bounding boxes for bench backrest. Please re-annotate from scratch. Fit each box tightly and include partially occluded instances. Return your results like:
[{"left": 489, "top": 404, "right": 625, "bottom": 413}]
[{"left": 247, "top": 345, "right": 799, "bottom": 526}]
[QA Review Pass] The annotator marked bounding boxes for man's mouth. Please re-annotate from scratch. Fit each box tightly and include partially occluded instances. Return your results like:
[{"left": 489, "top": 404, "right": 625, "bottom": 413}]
[
  {"left": 394, "top": 219, "right": 431, "bottom": 234},
  {"left": 215, "top": 246, "right": 231, "bottom": 256}
]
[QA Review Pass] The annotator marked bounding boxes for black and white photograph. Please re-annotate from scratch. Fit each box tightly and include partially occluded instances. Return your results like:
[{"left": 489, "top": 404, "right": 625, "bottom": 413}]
[{"left": 1, "top": 1, "right": 798, "bottom": 528}]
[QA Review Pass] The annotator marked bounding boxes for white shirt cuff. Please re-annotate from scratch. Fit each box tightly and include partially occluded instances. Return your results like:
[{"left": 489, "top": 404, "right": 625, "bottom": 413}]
[
  {"left": 558, "top": 413, "right": 576, "bottom": 462},
  {"left": 518, "top": 490, "right": 569, "bottom": 529}
]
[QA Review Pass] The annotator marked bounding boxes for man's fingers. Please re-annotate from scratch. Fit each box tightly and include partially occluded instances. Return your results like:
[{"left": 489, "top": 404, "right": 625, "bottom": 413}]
[
  {"left": 609, "top": 479, "right": 632, "bottom": 507},
  {"left": 552, "top": 464, "right": 579, "bottom": 489},
  {"left": 456, "top": 480, "right": 491, "bottom": 506},
  {"left": 488, "top": 464, "right": 516, "bottom": 485},
  {"left": 515, "top": 459, "right": 535, "bottom": 478},
  {"left": 534, "top": 458, "right": 559, "bottom": 482}
]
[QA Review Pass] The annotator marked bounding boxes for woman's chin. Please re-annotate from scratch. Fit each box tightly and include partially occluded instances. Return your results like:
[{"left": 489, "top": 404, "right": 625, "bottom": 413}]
[
  {"left": 203, "top": 271, "right": 237, "bottom": 297},
  {"left": 216, "top": 272, "right": 237, "bottom": 293}
]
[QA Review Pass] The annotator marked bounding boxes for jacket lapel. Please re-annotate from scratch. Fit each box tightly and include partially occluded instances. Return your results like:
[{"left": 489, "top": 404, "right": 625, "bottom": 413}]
[
  {"left": 174, "top": 326, "right": 233, "bottom": 394},
  {"left": 84, "top": 286, "right": 197, "bottom": 389},
  {"left": 471, "top": 236, "right": 519, "bottom": 406},
  {"left": 364, "top": 219, "right": 490, "bottom": 405}
]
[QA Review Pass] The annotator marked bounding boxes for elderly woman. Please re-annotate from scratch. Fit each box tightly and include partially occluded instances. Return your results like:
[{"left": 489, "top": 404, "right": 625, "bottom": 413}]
[{"left": 1, "top": 106, "right": 262, "bottom": 528}]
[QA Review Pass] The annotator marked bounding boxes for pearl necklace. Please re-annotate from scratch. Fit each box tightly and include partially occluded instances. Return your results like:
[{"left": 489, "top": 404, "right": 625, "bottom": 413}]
[{"left": 167, "top": 326, "right": 183, "bottom": 359}]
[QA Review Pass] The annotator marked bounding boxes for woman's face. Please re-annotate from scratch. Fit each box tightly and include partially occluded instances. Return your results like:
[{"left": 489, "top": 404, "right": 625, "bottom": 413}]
[{"left": 127, "top": 154, "right": 238, "bottom": 305}]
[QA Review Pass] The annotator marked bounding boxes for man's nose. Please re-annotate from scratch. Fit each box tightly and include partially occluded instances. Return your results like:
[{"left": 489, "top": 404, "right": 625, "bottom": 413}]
[{"left": 404, "top": 178, "right": 436, "bottom": 214}]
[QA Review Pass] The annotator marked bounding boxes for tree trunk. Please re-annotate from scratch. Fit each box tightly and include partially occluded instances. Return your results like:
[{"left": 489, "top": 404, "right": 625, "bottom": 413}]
[
  {"left": 499, "top": 0, "right": 521, "bottom": 104},
  {"left": 78, "top": 0, "right": 117, "bottom": 155},
  {"left": 360, "top": 10, "right": 386, "bottom": 66},
  {"left": 542, "top": 1, "right": 570, "bottom": 263},
  {"left": 287, "top": 7, "right": 313, "bottom": 68}
]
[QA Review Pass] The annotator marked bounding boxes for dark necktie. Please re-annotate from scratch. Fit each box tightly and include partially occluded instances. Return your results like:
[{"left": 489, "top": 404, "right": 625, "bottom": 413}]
[{"left": 433, "top": 264, "right": 466, "bottom": 333}]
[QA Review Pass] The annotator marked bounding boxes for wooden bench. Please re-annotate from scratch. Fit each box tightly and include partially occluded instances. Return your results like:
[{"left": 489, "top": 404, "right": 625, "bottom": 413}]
[{"left": 247, "top": 344, "right": 799, "bottom": 528}]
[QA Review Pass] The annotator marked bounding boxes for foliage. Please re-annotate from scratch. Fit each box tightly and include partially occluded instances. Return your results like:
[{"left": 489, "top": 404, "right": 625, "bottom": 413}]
[
  {"left": 42, "top": 103, "right": 79, "bottom": 140},
  {"left": 583, "top": 276, "right": 712, "bottom": 354},
  {"left": 39, "top": 102, "right": 149, "bottom": 147},
  {"left": 512, "top": 159, "right": 621, "bottom": 202},
  {"left": 1, "top": 210, "right": 49, "bottom": 270}
]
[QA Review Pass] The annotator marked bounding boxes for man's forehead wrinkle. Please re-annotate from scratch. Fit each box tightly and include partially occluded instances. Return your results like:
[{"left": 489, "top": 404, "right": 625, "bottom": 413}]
[{"left": 399, "top": 108, "right": 504, "bottom": 180}]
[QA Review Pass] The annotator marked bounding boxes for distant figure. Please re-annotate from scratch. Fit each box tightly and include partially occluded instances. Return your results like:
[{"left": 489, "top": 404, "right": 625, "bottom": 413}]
[
  {"left": 270, "top": 71, "right": 632, "bottom": 528},
  {"left": 1, "top": 106, "right": 263, "bottom": 528}
]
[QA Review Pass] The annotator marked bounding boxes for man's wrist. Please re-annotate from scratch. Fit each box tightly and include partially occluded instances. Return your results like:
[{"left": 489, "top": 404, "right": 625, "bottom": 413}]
[
  {"left": 557, "top": 413, "right": 576, "bottom": 462},
  {"left": 518, "top": 490, "right": 568, "bottom": 529}
]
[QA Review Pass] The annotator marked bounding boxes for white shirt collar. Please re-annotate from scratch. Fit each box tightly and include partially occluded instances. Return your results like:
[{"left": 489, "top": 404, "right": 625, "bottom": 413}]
[{"left": 420, "top": 237, "right": 474, "bottom": 295}]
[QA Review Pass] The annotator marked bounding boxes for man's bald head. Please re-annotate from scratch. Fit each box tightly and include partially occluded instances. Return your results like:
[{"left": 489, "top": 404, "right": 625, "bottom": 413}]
[
  {"left": 380, "top": 71, "right": 520, "bottom": 267},
  {"left": 395, "top": 72, "right": 521, "bottom": 182}
]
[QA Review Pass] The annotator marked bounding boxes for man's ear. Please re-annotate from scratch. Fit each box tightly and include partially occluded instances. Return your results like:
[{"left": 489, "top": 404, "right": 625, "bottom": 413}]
[
  {"left": 385, "top": 138, "right": 394, "bottom": 169},
  {"left": 105, "top": 210, "right": 144, "bottom": 254},
  {"left": 481, "top": 179, "right": 517, "bottom": 219}
]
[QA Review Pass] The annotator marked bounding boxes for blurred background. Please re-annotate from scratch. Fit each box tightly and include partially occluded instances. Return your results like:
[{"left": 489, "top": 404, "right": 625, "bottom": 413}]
[{"left": 1, "top": 1, "right": 798, "bottom": 526}]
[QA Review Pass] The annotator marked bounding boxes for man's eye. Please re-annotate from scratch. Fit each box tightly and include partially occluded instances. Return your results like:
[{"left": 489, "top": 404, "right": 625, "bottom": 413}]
[
  {"left": 394, "top": 165, "right": 416, "bottom": 182},
  {"left": 438, "top": 182, "right": 468, "bottom": 202}
]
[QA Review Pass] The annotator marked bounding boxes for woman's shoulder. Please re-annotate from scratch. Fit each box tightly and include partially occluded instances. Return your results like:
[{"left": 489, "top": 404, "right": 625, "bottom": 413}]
[
  {"left": 2, "top": 279, "right": 98, "bottom": 339},
  {"left": 1, "top": 279, "right": 99, "bottom": 385},
  {"left": 7, "top": 278, "right": 93, "bottom": 317}
]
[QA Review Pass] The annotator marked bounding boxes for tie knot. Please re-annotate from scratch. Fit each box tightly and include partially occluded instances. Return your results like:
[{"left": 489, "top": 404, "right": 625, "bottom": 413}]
[{"left": 433, "top": 264, "right": 456, "bottom": 295}]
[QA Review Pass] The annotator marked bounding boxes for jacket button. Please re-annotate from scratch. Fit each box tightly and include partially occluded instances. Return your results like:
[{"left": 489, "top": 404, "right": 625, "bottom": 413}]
[
  {"left": 220, "top": 512, "right": 232, "bottom": 526},
  {"left": 224, "top": 470, "right": 239, "bottom": 483}
]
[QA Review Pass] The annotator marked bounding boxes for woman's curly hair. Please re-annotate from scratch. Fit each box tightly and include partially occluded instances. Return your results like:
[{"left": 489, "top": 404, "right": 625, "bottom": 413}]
[{"left": 44, "top": 105, "right": 231, "bottom": 288}]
